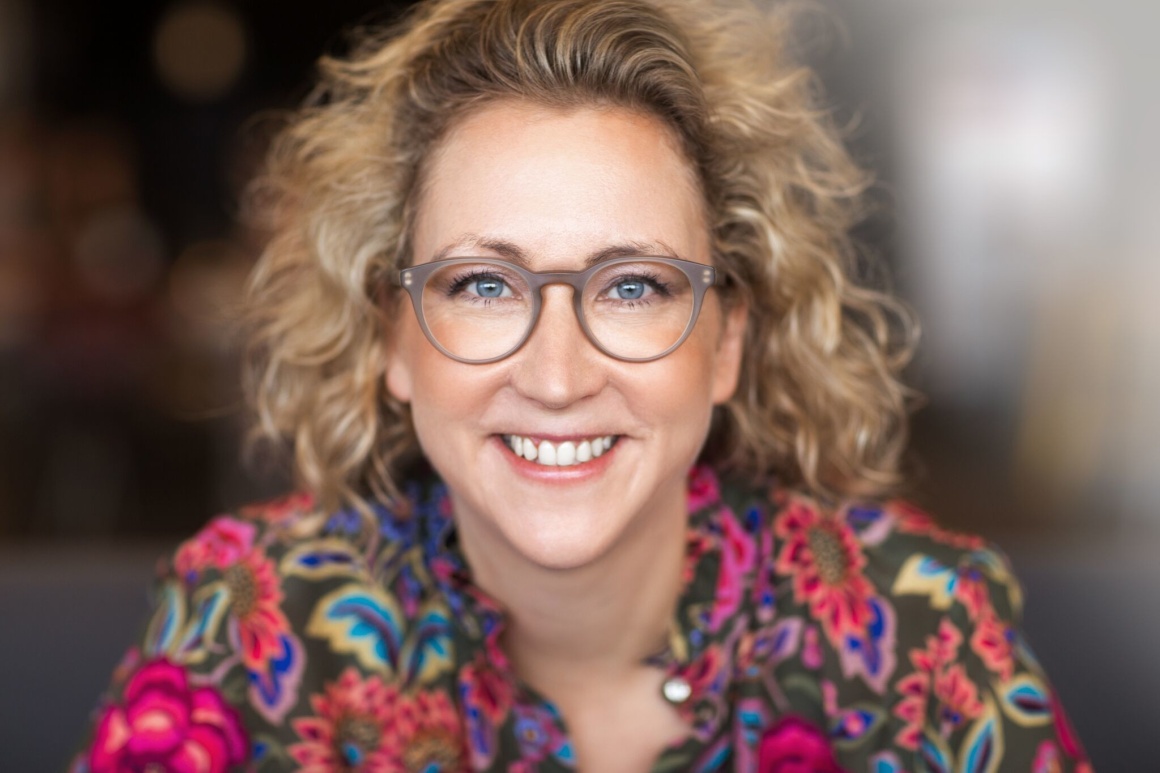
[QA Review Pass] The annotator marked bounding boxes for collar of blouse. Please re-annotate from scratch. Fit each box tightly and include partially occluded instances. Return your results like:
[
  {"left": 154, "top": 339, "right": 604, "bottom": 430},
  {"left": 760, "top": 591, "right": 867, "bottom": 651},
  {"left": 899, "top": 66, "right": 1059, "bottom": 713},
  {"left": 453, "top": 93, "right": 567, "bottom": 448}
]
[{"left": 378, "top": 463, "right": 769, "bottom": 745}]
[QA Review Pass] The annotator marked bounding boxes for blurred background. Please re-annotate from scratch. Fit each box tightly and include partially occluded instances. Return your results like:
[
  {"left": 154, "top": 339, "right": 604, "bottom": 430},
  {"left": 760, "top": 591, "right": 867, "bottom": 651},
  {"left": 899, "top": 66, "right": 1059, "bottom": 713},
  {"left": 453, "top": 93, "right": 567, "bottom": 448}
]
[{"left": 0, "top": 0, "right": 1155, "bottom": 769}]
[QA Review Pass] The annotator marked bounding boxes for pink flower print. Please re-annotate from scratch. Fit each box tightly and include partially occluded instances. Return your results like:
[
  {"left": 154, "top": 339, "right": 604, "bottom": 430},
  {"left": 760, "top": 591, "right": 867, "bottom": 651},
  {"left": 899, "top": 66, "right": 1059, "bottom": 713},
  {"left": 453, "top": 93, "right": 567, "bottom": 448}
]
[
  {"left": 892, "top": 670, "right": 928, "bottom": 751},
  {"left": 239, "top": 490, "right": 315, "bottom": 522},
  {"left": 887, "top": 501, "right": 985, "bottom": 550},
  {"left": 709, "top": 506, "right": 758, "bottom": 630},
  {"left": 1051, "top": 689, "right": 1089, "bottom": 762},
  {"left": 802, "top": 625, "right": 823, "bottom": 671},
  {"left": 775, "top": 500, "right": 876, "bottom": 648},
  {"left": 687, "top": 465, "right": 722, "bottom": 511},
  {"left": 932, "top": 664, "right": 983, "bottom": 730},
  {"left": 223, "top": 550, "right": 292, "bottom": 674},
  {"left": 970, "top": 612, "right": 1017, "bottom": 682},
  {"left": 290, "top": 667, "right": 405, "bottom": 772},
  {"left": 683, "top": 644, "right": 725, "bottom": 701},
  {"left": 459, "top": 654, "right": 512, "bottom": 770},
  {"left": 1033, "top": 741, "right": 1064, "bottom": 773},
  {"left": 460, "top": 654, "right": 513, "bottom": 726},
  {"left": 397, "top": 690, "right": 468, "bottom": 772},
  {"left": 928, "top": 618, "right": 964, "bottom": 665},
  {"left": 682, "top": 529, "right": 714, "bottom": 585},
  {"left": 892, "top": 619, "right": 975, "bottom": 749},
  {"left": 88, "top": 658, "right": 247, "bottom": 773},
  {"left": 173, "top": 516, "right": 256, "bottom": 579},
  {"left": 757, "top": 715, "right": 847, "bottom": 773},
  {"left": 170, "top": 516, "right": 295, "bottom": 686},
  {"left": 951, "top": 566, "right": 991, "bottom": 621}
]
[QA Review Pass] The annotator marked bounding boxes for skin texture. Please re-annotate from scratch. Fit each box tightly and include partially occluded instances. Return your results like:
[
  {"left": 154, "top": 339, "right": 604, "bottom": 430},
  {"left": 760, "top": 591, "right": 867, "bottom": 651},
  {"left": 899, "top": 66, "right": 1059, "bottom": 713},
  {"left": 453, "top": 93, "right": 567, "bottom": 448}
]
[{"left": 385, "top": 101, "right": 747, "bottom": 771}]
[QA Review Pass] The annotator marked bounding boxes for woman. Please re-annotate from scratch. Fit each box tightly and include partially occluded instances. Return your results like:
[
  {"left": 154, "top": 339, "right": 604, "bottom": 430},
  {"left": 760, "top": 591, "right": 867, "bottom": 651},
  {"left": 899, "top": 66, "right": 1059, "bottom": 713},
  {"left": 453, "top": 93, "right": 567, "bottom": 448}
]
[{"left": 71, "top": 0, "right": 1091, "bottom": 771}]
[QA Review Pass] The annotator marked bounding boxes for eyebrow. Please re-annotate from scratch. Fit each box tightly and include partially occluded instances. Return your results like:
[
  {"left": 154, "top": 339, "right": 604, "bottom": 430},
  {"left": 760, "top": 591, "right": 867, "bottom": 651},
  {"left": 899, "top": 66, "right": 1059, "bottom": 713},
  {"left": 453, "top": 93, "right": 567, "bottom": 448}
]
[{"left": 431, "top": 236, "right": 684, "bottom": 268}]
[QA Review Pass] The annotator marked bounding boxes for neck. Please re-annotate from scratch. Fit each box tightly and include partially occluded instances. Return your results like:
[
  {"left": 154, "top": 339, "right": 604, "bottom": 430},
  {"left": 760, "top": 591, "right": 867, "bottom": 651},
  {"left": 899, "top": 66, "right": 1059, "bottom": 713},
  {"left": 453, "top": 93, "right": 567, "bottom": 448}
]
[{"left": 455, "top": 487, "right": 688, "bottom": 694}]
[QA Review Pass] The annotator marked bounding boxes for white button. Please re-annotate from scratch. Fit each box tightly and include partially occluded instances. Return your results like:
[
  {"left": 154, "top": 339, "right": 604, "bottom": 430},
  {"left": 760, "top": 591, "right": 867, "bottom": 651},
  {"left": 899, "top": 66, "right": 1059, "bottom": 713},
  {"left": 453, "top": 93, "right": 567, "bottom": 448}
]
[{"left": 661, "top": 676, "right": 692, "bottom": 705}]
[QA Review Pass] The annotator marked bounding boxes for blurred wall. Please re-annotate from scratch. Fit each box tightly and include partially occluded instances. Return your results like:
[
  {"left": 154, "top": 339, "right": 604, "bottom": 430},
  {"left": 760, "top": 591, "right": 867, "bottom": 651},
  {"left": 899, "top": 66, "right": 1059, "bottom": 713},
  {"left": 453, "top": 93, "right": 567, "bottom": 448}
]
[{"left": 807, "top": 0, "right": 1160, "bottom": 545}]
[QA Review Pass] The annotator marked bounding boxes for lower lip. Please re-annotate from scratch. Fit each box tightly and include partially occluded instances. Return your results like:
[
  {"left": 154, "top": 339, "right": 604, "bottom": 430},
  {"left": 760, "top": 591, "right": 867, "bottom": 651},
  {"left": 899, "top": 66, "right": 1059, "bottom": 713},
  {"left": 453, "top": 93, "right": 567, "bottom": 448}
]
[{"left": 493, "top": 436, "right": 619, "bottom": 483}]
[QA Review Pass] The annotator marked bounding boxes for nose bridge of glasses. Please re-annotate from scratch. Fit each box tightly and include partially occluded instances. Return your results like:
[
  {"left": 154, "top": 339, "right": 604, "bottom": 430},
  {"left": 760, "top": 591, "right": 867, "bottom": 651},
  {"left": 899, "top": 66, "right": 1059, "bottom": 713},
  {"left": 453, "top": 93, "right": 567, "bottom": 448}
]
[
  {"left": 528, "top": 270, "right": 589, "bottom": 295},
  {"left": 526, "top": 269, "right": 588, "bottom": 321},
  {"left": 531, "top": 278, "right": 586, "bottom": 336}
]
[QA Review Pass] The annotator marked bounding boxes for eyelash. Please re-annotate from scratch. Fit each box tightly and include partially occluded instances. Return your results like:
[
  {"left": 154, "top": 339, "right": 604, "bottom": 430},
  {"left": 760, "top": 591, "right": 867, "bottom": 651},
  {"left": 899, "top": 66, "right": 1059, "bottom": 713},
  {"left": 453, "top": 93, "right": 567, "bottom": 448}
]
[
  {"left": 601, "top": 272, "right": 673, "bottom": 299},
  {"left": 445, "top": 270, "right": 513, "bottom": 299},
  {"left": 443, "top": 267, "right": 674, "bottom": 302}
]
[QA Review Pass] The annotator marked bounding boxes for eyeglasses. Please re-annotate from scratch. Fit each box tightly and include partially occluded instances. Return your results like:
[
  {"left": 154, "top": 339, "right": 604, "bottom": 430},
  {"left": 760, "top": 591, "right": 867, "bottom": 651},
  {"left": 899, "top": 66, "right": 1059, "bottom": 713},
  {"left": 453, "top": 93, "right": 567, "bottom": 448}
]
[{"left": 393, "top": 256, "right": 723, "bottom": 363}]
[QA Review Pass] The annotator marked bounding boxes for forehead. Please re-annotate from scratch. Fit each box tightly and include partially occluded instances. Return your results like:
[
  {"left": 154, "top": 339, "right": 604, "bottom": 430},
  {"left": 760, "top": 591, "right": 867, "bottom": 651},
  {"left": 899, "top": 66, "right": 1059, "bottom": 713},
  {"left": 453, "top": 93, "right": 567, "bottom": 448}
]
[{"left": 412, "top": 101, "right": 709, "bottom": 266}]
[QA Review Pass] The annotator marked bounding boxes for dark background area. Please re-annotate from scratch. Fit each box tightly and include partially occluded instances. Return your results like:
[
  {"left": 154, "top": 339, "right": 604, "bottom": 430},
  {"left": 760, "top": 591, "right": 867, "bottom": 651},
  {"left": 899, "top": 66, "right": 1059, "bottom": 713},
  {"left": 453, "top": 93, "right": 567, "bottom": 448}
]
[
  {"left": 1, "top": 0, "right": 1156, "bottom": 770},
  {"left": 1, "top": 0, "right": 413, "bottom": 541}
]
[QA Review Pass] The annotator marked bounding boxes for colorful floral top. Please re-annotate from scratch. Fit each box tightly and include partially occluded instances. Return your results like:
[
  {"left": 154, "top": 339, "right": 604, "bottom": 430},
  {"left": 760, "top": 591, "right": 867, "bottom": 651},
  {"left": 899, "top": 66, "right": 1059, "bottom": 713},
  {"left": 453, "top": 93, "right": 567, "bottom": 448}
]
[{"left": 70, "top": 465, "right": 1092, "bottom": 773}]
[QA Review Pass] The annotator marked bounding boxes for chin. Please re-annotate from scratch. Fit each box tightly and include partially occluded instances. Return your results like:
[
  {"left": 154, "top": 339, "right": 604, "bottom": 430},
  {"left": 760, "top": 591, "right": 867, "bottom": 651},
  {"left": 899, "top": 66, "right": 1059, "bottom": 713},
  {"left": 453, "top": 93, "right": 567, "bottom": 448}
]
[{"left": 496, "top": 510, "right": 623, "bottom": 572}]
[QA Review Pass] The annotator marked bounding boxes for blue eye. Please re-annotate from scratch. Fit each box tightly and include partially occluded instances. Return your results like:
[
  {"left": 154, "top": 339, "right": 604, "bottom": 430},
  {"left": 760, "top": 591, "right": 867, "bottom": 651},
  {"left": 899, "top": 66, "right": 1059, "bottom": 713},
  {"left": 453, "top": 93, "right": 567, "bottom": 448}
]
[
  {"left": 441, "top": 265, "right": 522, "bottom": 303},
  {"left": 472, "top": 277, "right": 507, "bottom": 298},
  {"left": 614, "top": 280, "right": 645, "bottom": 300}
]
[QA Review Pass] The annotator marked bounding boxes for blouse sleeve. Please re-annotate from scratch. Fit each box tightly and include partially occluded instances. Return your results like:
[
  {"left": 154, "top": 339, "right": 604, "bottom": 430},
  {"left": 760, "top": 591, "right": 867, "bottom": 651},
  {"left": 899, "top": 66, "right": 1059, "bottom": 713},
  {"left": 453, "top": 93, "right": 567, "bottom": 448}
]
[
  {"left": 67, "top": 514, "right": 273, "bottom": 772},
  {"left": 904, "top": 542, "right": 1093, "bottom": 772}
]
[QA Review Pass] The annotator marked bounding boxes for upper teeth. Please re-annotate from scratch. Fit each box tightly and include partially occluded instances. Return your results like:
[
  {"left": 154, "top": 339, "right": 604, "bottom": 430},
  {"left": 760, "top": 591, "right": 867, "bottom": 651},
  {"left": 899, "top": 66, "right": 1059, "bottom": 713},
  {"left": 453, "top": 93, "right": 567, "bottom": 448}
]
[{"left": 506, "top": 435, "right": 616, "bottom": 466}]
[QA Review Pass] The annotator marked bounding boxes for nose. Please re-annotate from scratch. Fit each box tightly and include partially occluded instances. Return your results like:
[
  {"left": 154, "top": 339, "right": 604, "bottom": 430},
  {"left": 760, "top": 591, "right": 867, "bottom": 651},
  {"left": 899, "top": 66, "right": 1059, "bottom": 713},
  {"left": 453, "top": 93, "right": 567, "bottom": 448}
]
[{"left": 508, "top": 284, "right": 606, "bottom": 409}]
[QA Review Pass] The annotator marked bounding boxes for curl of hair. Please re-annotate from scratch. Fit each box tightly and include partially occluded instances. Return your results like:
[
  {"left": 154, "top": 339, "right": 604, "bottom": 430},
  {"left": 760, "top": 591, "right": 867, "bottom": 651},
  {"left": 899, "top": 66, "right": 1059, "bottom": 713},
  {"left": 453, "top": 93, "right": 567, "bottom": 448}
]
[{"left": 242, "top": 0, "right": 920, "bottom": 516}]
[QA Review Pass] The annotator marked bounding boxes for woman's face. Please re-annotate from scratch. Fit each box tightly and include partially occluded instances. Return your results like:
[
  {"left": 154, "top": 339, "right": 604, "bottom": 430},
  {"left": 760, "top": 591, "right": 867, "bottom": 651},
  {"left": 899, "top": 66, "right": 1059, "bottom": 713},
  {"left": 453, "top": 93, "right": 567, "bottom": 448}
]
[{"left": 387, "top": 101, "right": 746, "bottom": 571}]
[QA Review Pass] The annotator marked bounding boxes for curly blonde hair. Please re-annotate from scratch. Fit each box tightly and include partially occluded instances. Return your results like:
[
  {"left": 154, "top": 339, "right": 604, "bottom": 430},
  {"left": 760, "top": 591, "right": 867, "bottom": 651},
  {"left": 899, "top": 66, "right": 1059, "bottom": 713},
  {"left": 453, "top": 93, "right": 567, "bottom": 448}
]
[{"left": 243, "top": 0, "right": 919, "bottom": 515}]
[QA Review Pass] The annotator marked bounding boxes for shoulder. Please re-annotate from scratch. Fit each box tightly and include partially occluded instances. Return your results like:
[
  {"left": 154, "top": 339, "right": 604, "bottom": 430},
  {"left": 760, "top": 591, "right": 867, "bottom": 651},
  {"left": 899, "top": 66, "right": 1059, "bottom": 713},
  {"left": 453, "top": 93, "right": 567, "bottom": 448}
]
[
  {"left": 759, "top": 487, "right": 1018, "bottom": 623},
  {"left": 140, "top": 491, "right": 433, "bottom": 721},
  {"left": 740, "top": 484, "right": 1091, "bottom": 767},
  {"left": 717, "top": 472, "right": 1022, "bottom": 687},
  {"left": 165, "top": 488, "right": 431, "bottom": 592},
  {"left": 71, "top": 489, "right": 466, "bottom": 772},
  {"left": 167, "top": 491, "right": 322, "bottom": 577},
  {"left": 759, "top": 487, "right": 1025, "bottom": 662}
]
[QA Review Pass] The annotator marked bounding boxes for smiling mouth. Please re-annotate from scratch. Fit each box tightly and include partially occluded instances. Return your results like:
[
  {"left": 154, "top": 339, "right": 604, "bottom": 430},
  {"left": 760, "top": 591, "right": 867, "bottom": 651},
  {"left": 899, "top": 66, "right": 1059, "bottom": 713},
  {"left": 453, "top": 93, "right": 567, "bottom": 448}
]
[{"left": 501, "top": 434, "right": 620, "bottom": 467}]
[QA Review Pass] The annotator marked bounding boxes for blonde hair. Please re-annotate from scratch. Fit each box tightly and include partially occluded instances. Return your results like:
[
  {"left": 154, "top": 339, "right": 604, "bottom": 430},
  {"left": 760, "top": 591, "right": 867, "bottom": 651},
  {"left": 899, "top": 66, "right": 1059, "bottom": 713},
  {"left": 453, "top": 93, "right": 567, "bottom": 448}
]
[{"left": 243, "top": 0, "right": 919, "bottom": 514}]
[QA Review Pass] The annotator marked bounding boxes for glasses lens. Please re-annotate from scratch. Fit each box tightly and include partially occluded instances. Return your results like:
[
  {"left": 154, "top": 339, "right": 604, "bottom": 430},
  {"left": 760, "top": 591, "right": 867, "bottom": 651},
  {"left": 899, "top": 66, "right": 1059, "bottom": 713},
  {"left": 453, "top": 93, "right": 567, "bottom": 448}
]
[
  {"left": 420, "top": 262, "right": 533, "bottom": 361},
  {"left": 582, "top": 260, "right": 695, "bottom": 359}
]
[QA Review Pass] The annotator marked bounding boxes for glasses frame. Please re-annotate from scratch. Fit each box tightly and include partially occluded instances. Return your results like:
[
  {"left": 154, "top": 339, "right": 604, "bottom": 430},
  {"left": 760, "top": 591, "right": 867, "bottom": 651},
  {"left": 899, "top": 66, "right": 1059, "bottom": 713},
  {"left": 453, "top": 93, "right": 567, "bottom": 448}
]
[{"left": 393, "top": 256, "right": 723, "bottom": 364}]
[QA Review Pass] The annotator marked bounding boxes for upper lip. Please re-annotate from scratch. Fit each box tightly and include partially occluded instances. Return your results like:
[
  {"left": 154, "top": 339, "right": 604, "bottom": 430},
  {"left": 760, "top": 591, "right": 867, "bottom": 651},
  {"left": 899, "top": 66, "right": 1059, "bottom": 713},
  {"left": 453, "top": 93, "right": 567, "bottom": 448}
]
[{"left": 499, "top": 432, "right": 619, "bottom": 442}]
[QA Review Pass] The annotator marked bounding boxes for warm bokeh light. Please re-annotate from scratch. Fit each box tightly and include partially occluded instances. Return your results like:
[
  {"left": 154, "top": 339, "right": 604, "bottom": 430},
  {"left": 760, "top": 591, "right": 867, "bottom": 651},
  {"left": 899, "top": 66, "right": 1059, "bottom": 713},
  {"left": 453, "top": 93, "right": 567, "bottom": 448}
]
[
  {"left": 152, "top": 1, "right": 248, "bottom": 102},
  {"left": 167, "top": 238, "right": 249, "bottom": 349},
  {"left": 73, "top": 206, "right": 165, "bottom": 304}
]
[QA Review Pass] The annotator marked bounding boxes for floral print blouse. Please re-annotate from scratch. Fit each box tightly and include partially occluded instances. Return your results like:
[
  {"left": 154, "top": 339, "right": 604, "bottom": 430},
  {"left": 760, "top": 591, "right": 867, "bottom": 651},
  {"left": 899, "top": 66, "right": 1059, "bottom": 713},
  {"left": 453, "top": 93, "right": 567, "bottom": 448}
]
[{"left": 70, "top": 465, "right": 1092, "bottom": 772}]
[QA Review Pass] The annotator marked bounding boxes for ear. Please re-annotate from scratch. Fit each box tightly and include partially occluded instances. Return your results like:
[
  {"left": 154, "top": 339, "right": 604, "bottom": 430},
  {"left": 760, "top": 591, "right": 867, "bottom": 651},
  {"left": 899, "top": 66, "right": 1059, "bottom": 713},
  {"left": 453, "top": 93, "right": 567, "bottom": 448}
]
[
  {"left": 711, "top": 299, "right": 749, "bottom": 405},
  {"left": 385, "top": 354, "right": 413, "bottom": 404},
  {"left": 384, "top": 316, "right": 414, "bottom": 404}
]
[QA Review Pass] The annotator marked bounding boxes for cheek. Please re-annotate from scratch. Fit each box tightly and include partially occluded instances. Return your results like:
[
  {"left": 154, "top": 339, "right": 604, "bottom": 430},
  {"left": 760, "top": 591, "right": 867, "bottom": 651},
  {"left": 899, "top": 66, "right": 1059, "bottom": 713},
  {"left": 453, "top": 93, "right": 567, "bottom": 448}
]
[
  {"left": 385, "top": 311, "right": 467, "bottom": 428},
  {"left": 404, "top": 350, "right": 478, "bottom": 425},
  {"left": 387, "top": 304, "right": 481, "bottom": 407},
  {"left": 387, "top": 318, "right": 503, "bottom": 458},
  {"left": 400, "top": 353, "right": 472, "bottom": 469},
  {"left": 635, "top": 336, "right": 720, "bottom": 437}
]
